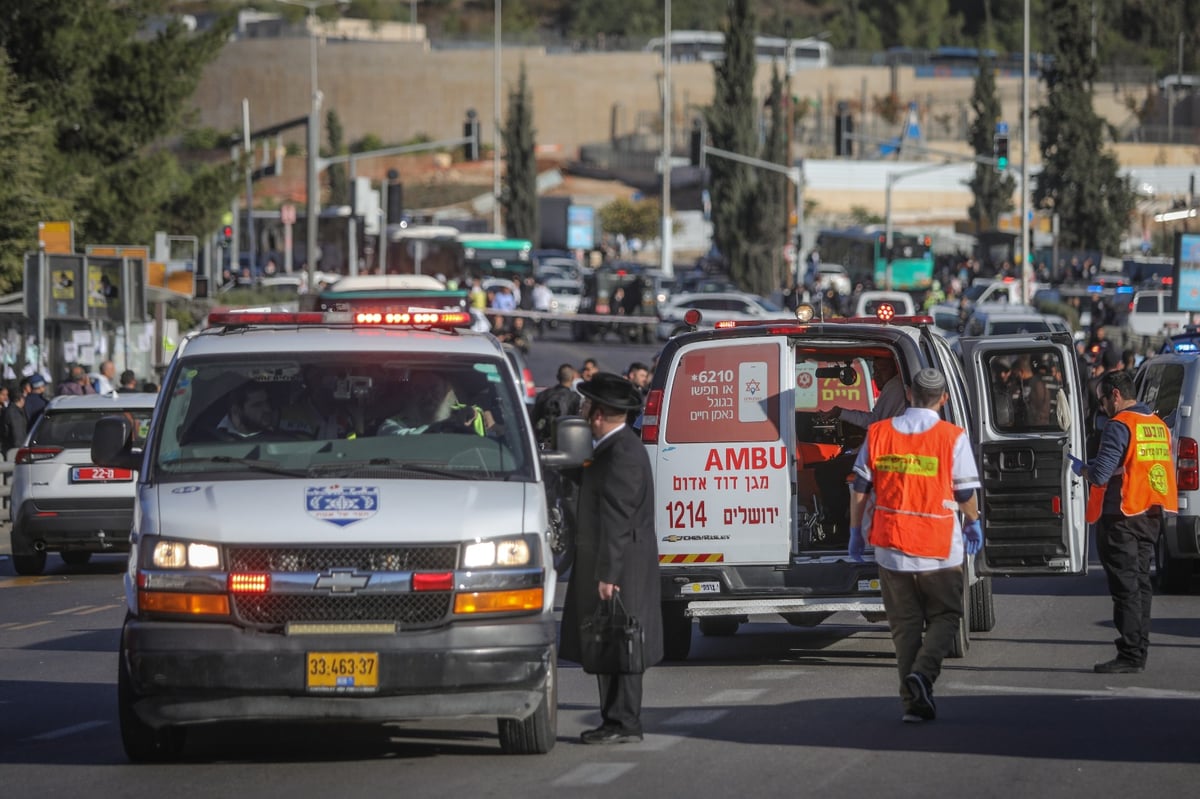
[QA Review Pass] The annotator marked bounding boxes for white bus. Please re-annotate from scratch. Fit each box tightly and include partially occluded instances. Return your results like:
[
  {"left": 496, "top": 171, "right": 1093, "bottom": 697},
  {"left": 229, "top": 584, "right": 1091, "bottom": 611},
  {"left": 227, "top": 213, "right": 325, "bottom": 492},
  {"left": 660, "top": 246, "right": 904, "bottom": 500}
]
[{"left": 645, "top": 30, "right": 832, "bottom": 71}]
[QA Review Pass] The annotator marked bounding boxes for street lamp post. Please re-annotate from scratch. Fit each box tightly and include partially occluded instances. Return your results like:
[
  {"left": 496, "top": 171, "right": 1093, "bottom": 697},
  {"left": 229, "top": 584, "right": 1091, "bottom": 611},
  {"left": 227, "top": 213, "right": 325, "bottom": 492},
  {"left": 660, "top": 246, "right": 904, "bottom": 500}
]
[
  {"left": 279, "top": 0, "right": 346, "bottom": 292},
  {"left": 660, "top": 0, "right": 672, "bottom": 277},
  {"left": 493, "top": 0, "right": 503, "bottom": 234}
]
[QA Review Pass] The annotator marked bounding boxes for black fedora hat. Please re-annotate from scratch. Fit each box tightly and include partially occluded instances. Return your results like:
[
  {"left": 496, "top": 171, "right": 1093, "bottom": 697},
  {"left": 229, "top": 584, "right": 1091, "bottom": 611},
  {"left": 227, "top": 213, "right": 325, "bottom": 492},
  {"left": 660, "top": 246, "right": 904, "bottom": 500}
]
[{"left": 577, "top": 372, "right": 643, "bottom": 411}]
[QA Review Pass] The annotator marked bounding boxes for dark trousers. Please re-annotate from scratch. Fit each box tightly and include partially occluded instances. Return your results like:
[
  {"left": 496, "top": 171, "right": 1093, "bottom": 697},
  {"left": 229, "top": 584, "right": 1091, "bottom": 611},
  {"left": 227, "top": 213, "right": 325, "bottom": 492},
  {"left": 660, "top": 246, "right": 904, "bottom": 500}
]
[
  {"left": 879, "top": 565, "right": 964, "bottom": 708},
  {"left": 597, "top": 672, "right": 643, "bottom": 734},
  {"left": 1096, "top": 512, "right": 1158, "bottom": 665}
]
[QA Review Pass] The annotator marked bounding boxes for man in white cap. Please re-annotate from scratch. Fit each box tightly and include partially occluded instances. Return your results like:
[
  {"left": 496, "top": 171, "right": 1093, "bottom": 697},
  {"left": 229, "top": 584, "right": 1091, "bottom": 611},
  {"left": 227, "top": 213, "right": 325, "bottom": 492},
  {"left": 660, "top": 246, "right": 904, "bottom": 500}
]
[{"left": 847, "top": 367, "right": 981, "bottom": 724}]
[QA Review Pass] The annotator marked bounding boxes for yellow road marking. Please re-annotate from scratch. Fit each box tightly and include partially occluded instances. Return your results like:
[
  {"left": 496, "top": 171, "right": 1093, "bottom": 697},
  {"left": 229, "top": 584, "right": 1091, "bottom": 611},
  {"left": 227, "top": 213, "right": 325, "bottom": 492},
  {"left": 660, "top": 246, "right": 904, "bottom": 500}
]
[
  {"left": 9, "top": 621, "right": 52, "bottom": 631},
  {"left": 73, "top": 604, "right": 121, "bottom": 615},
  {"left": 51, "top": 605, "right": 96, "bottom": 615}
]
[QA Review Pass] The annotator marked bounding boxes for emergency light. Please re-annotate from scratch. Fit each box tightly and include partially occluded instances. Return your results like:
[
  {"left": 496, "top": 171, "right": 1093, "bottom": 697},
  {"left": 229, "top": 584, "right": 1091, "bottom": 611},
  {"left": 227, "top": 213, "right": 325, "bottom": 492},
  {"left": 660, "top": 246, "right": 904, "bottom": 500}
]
[
  {"left": 206, "top": 309, "right": 473, "bottom": 329},
  {"left": 875, "top": 302, "right": 896, "bottom": 322}
]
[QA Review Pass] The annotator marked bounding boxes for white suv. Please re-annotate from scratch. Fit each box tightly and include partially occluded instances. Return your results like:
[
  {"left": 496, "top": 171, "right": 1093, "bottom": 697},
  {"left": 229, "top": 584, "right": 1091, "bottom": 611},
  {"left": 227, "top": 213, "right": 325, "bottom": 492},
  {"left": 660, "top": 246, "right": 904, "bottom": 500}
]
[
  {"left": 657, "top": 291, "right": 788, "bottom": 340},
  {"left": 9, "top": 393, "right": 157, "bottom": 575}
]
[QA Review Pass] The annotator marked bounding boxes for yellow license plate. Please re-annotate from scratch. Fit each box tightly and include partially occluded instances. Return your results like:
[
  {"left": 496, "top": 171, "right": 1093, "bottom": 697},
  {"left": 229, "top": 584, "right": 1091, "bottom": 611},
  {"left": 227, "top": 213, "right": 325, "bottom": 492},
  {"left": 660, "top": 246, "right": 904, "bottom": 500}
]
[{"left": 306, "top": 651, "right": 379, "bottom": 692}]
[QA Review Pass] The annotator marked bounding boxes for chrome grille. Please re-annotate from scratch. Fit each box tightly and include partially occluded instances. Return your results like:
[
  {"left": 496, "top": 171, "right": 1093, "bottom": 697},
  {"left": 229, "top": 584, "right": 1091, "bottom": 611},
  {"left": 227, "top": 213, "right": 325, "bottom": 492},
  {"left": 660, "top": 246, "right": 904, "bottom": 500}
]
[
  {"left": 233, "top": 593, "right": 452, "bottom": 628},
  {"left": 228, "top": 546, "right": 458, "bottom": 573}
]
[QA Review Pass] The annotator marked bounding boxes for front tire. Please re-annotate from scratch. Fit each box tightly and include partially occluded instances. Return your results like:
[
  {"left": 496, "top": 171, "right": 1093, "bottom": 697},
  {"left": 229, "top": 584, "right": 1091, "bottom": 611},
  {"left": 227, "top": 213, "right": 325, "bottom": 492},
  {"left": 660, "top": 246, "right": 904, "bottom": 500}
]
[
  {"left": 968, "top": 576, "right": 996, "bottom": 632},
  {"left": 498, "top": 657, "right": 556, "bottom": 754},
  {"left": 119, "top": 641, "right": 186, "bottom": 762}
]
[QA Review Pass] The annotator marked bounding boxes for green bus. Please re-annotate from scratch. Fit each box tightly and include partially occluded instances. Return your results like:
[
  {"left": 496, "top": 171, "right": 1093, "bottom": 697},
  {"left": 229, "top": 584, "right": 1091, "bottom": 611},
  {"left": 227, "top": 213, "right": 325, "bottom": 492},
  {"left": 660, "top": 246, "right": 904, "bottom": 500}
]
[
  {"left": 458, "top": 237, "right": 534, "bottom": 279},
  {"left": 814, "top": 228, "right": 934, "bottom": 292}
]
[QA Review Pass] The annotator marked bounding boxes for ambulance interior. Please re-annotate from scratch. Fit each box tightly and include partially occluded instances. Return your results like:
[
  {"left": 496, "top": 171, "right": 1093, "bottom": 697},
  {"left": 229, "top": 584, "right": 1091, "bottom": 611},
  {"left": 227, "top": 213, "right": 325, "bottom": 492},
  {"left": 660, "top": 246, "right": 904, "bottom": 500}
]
[{"left": 792, "top": 347, "right": 901, "bottom": 552}]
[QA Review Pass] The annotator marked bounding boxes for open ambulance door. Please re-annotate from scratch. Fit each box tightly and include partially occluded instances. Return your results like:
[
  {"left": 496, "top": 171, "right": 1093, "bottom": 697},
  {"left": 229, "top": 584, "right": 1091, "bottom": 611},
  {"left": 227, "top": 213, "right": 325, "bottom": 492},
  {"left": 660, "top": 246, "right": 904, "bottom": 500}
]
[{"left": 960, "top": 333, "right": 1088, "bottom": 576}]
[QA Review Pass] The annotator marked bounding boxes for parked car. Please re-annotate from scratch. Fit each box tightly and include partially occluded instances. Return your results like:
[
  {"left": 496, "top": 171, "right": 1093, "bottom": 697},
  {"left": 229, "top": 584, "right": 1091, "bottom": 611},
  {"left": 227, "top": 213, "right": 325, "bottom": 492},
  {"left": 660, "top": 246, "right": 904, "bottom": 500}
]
[
  {"left": 9, "top": 393, "right": 158, "bottom": 575},
  {"left": 657, "top": 292, "right": 789, "bottom": 340},
  {"left": 545, "top": 277, "right": 582, "bottom": 320},
  {"left": 1134, "top": 352, "right": 1200, "bottom": 592},
  {"left": 1127, "top": 289, "right": 1190, "bottom": 339},
  {"left": 815, "top": 263, "right": 852, "bottom": 295}
]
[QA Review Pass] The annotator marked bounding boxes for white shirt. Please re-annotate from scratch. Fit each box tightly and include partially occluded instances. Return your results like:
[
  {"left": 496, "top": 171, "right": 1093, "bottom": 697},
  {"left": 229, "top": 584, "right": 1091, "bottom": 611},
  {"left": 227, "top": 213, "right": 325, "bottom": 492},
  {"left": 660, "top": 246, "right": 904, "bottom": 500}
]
[
  {"left": 852, "top": 407, "right": 981, "bottom": 572},
  {"left": 593, "top": 423, "right": 626, "bottom": 449},
  {"left": 839, "top": 374, "right": 907, "bottom": 429}
]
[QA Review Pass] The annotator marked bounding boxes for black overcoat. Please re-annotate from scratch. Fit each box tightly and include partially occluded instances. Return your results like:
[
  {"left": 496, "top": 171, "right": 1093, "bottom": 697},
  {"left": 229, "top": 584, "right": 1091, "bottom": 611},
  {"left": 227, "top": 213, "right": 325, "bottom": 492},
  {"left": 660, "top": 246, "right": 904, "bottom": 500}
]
[{"left": 559, "top": 425, "right": 663, "bottom": 668}]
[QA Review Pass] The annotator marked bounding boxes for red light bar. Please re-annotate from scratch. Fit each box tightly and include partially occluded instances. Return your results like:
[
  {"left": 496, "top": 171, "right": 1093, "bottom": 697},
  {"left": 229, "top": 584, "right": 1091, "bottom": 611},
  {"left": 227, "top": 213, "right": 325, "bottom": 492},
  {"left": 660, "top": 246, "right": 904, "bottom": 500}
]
[
  {"left": 353, "top": 310, "right": 471, "bottom": 327},
  {"left": 714, "top": 320, "right": 737, "bottom": 329},
  {"left": 208, "top": 311, "right": 325, "bottom": 327},
  {"left": 228, "top": 573, "right": 270, "bottom": 593},
  {"left": 875, "top": 303, "right": 896, "bottom": 322}
]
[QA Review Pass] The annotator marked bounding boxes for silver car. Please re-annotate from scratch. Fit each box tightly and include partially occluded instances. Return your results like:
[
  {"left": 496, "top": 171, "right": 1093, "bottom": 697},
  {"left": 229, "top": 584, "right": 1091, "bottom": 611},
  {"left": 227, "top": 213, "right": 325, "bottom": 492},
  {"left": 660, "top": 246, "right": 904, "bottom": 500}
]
[{"left": 9, "top": 393, "right": 157, "bottom": 575}]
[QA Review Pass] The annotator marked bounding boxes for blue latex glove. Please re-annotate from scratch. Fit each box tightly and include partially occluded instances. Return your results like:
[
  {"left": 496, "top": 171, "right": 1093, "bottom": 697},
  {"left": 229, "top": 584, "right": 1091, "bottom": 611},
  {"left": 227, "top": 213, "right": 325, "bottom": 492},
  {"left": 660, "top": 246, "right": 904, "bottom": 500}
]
[
  {"left": 963, "top": 518, "right": 983, "bottom": 556},
  {"left": 1069, "top": 455, "right": 1085, "bottom": 477},
  {"left": 848, "top": 526, "right": 865, "bottom": 562}
]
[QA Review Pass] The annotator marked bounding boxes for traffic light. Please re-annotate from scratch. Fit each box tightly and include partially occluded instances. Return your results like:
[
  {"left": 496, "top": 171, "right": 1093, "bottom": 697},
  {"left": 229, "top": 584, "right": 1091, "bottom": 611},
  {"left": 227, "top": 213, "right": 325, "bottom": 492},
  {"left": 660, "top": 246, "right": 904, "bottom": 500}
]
[
  {"left": 386, "top": 182, "right": 404, "bottom": 225},
  {"left": 463, "top": 109, "right": 480, "bottom": 161},
  {"left": 993, "top": 124, "right": 1010, "bottom": 172},
  {"left": 221, "top": 225, "right": 233, "bottom": 247},
  {"left": 689, "top": 118, "right": 704, "bottom": 167}
]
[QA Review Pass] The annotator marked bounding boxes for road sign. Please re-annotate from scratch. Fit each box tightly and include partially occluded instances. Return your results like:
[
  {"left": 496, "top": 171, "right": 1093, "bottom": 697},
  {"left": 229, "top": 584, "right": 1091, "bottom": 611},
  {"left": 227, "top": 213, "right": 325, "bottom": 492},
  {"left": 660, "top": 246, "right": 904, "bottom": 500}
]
[{"left": 281, "top": 204, "right": 296, "bottom": 226}]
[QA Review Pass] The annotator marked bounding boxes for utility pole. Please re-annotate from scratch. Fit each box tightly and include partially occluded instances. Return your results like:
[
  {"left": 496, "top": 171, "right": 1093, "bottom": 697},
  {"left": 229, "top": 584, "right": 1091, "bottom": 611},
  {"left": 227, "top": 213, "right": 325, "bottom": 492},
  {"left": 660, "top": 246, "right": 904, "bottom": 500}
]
[{"left": 660, "top": 0, "right": 673, "bottom": 277}]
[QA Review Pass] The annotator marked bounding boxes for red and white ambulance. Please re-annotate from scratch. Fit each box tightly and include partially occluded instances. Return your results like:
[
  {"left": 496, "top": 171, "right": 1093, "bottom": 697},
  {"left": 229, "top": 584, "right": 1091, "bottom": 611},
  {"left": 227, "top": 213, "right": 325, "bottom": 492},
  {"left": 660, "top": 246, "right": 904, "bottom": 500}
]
[{"left": 642, "top": 305, "right": 1089, "bottom": 659}]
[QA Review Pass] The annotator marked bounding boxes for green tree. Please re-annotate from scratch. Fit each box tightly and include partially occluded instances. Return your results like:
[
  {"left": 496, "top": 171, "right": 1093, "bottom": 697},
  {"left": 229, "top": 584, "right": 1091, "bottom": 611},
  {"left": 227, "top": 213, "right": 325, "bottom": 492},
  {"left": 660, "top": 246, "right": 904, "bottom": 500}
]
[
  {"left": 599, "top": 197, "right": 661, "bottom": 240},
  {"left": 326, "top": 110, "right": 350, "bottom": 207},
  {"left": 0, "top": 1, "right": 237, "bottom": 247},
  {"left": 967, "top": 55, "right": 1016, "bottom": 231},
  {"left": 502, "top": 61, "right": 538, "bottom": 240},
  {"left": 707, "top": 0, "right": 757, "bottom": 289},
  {"left": 1034, "top": 0, "right": 1135, "bottom": 254},
  {"left": 744, "top": 64, "right": 788, "bottom": 296},
  {"left": 0, "top": 56, "right": 75, "bottom": 292}
]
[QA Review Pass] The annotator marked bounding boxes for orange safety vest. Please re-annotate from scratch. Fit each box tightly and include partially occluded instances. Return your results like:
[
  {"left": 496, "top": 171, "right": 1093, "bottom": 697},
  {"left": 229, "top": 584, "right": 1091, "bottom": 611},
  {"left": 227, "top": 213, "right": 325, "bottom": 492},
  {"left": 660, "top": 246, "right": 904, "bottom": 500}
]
[
  {"left": 867, "top": 418, "right": 962, "bottom": 559},
  {"left": 1087, "top": 409, "right": 1178, "bottom": 521}
]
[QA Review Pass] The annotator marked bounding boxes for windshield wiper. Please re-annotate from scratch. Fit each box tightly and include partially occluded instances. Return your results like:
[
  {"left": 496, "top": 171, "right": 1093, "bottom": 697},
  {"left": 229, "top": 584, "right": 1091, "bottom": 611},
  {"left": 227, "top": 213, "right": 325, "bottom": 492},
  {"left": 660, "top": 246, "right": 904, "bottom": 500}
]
[
  {"left": 160, "top": 456, "right": 309, "bottom": 478},
  {"left": 308, "top": 458, "right": 482, "bottom": 480}
]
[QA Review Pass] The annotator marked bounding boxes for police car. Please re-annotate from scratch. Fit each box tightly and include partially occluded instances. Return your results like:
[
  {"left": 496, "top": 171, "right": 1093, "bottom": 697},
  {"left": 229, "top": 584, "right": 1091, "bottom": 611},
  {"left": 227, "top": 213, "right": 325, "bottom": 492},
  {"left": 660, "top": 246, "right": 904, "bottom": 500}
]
[
  {"left": 92, "top": 309, "right": 589, "bottom": 761},
  {"left": 643, "top": 303, "right": 1089, "bottom": 660}
]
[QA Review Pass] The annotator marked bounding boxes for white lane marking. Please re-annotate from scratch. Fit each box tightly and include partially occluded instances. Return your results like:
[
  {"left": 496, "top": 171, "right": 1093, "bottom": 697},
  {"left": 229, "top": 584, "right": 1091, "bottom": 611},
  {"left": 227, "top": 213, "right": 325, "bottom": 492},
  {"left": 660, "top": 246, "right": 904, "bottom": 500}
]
[
  {"left": 944, "top": 681, "right": 1200, "bottom": 700},
  {"left": 703, "top": 688, "right": 767, "bottom": 704},
  {"left": 0, "top": 622, "right": 21, "bottom": 629},
  {"left": 73, "top": 604, "right": 121, "bottom": 615},
  {"left": 9, "top": 621, "right": 52, "bottom": 631},
  {"left": 30, "top": 720, "right": 108, "bottom": 741},
  {"left": 51, "top": 605, "right": 96, "bottom": 615},
  {"left": 552, "top": 763, "right": 637, "bottom": 786},
  {"left": 750, "top": 670, "right": 805, "bottom": 680},
  {"left": 663, "top": 709, "right": 729, "bottom": 726}
]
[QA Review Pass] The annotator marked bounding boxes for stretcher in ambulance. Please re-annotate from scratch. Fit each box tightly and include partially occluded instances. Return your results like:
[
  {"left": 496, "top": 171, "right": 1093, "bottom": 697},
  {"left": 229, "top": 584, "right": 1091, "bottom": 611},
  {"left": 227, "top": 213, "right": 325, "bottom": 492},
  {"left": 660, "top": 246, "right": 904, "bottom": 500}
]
[{"left": 642, "top": 307, "right": 1088, "bottom": 660}]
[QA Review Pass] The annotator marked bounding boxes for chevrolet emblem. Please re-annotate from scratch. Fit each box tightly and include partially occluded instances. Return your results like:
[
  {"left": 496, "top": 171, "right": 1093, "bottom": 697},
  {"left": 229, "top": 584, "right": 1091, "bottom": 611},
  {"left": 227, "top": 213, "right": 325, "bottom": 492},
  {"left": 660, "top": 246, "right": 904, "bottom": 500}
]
[{"left": 314, "top": 569, "right": 370, "bottom": 593}]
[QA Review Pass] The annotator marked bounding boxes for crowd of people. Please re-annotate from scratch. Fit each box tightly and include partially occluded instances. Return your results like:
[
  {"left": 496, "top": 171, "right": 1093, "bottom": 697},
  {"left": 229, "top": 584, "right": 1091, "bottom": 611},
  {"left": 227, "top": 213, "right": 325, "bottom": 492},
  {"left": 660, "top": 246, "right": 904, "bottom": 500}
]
[{"left": 0, "top": 362, "right": 158, "bottom": 454}]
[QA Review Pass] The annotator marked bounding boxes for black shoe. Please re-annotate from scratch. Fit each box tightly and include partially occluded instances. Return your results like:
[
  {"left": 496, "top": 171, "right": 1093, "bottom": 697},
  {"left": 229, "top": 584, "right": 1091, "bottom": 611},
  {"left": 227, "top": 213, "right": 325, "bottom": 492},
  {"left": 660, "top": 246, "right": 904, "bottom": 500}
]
[
  {"left": 1093, "top": 658, "right": 1144, "bottom": 674},
  {"left": 904, "top": 672, "right": 936, "bottom": 721},
  {"left": 580, "top": 727, "right": 643, "bottom": 745}
]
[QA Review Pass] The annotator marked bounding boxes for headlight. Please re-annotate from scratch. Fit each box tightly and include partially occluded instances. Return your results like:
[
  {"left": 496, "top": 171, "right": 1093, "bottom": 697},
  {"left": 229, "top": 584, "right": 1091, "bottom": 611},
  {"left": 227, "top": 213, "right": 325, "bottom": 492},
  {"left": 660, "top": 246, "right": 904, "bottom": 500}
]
[
  {"left": 463, "top": 537, "right": 532, "bottom": 568},
  {"left": 151, "top": 539, "right": 220, "bottom": 569}
]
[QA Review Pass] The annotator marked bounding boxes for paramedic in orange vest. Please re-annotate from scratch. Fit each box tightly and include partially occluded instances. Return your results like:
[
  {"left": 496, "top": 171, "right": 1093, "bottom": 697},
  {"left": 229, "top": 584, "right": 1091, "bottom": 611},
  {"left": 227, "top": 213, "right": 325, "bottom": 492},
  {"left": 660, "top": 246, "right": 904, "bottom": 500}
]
[
  {"left": 847, "top": 368, "right": 981, "bottom": 724},
  {"left": 1074, "top": 369, "right": 1177, "bottom": 674}
]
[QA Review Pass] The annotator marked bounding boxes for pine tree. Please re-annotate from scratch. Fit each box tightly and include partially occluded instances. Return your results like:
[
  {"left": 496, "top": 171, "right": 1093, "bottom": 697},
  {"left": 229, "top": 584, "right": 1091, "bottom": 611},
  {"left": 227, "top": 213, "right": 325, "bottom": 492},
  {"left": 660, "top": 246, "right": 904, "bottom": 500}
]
[
  {"left": 967, "top": 55, "right": 1016, "bottom": 231},
  {"left": 502, "top": 62, "right": 538, "bottom": 241},
  {"left": 744, "top": 64, "right": 788, "bottom": 296},
  {"left": 707, "top": 0, "right": 757, "bottom": 288},
  {"left": 1034, "top": 0, "right": 1135, "bottom": 254}
]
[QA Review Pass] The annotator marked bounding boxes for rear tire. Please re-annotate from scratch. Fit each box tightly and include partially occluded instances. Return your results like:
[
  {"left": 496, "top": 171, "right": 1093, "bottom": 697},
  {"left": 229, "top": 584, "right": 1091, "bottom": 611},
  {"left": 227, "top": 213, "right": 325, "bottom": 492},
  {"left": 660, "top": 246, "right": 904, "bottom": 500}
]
[
  {"left": 498, "top": 657, "right": 556, "bottom": 754},
  {"left": 1155, "top": 534, "right": 1194, "bottom": 594},
  {"left": 61, "top": 551, "right": 93, "bottom": 567},
  {"left": 12, "top": 550, "right": 46, "bottom": 576},
  {"left": 698, "top": 616, "right": 740, "bottom": 637},
  {"left": 118, "top": 643, "right": 186, "bottom": 762},
  {"left": 968, "top": 576, "right": 996, "bottom": 632},
  {"left": 661, "top": 603, "right": 693, "bottom": 661},
  {"left": 947, "top": 576, "right": 971, "bottom": 659}
]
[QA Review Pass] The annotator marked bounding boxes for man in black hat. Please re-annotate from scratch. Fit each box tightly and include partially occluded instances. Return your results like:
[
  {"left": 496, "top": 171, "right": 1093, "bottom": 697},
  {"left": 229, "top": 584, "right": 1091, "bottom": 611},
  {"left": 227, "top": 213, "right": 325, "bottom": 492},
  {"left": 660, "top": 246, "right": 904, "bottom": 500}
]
[
  {"left": 558, "top": 372, "right": 663, "bottom": 744},
  {"left": 847, "top": 368, "right": 981, "bottom": 724}
]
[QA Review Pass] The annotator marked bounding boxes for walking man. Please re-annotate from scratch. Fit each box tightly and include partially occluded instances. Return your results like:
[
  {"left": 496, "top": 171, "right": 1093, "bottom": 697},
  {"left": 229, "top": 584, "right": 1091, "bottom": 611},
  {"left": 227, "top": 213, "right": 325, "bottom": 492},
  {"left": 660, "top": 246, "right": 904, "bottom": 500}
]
[
  {"left": 559, "top": 373, "right": 662, "bottom": 744},
  {"left": 848, "top": 368, "right": 981, "bottom": 723},
  {"left": 1075, "top": 369, "right": 1176, "bottom": 673}
]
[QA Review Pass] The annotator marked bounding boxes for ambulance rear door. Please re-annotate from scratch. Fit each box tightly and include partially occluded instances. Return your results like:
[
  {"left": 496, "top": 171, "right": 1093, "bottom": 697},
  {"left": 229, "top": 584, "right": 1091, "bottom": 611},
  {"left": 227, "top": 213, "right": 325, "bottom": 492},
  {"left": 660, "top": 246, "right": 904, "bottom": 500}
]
[
  {"left": 653, "top": 338, "right": 793, "bottom": 565},
  {"left": 959, "top": 333, "right": 1088, "bottom": 575}
]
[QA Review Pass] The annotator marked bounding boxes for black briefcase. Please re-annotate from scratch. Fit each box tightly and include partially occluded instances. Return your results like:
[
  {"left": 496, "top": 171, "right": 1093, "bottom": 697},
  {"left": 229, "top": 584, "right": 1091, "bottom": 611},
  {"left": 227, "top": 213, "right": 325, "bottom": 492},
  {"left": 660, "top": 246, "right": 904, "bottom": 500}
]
[{"left": 579, "top": 592, "right": 646, "bottom": 675}]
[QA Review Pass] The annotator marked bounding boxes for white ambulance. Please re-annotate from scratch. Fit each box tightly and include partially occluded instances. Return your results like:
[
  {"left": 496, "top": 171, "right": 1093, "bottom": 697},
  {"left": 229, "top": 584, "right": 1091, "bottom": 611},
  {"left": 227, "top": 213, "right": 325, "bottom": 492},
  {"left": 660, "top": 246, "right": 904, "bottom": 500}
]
[
  {"left": 92, "top": 309, "right": 589, "bottom": 760},
  {"left": 642, "top": 304, "right": 1089, "bottom": 659}
]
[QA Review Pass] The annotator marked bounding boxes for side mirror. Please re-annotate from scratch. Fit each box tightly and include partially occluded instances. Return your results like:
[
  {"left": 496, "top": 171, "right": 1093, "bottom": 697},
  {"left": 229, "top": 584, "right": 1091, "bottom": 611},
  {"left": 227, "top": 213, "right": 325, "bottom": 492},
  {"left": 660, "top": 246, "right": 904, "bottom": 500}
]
[
  {"left": 539, "top": 416, "right": 593, "bottom": 469},
  {"left": 92, "top": 416, "right": 142, "bottom": 472}
]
